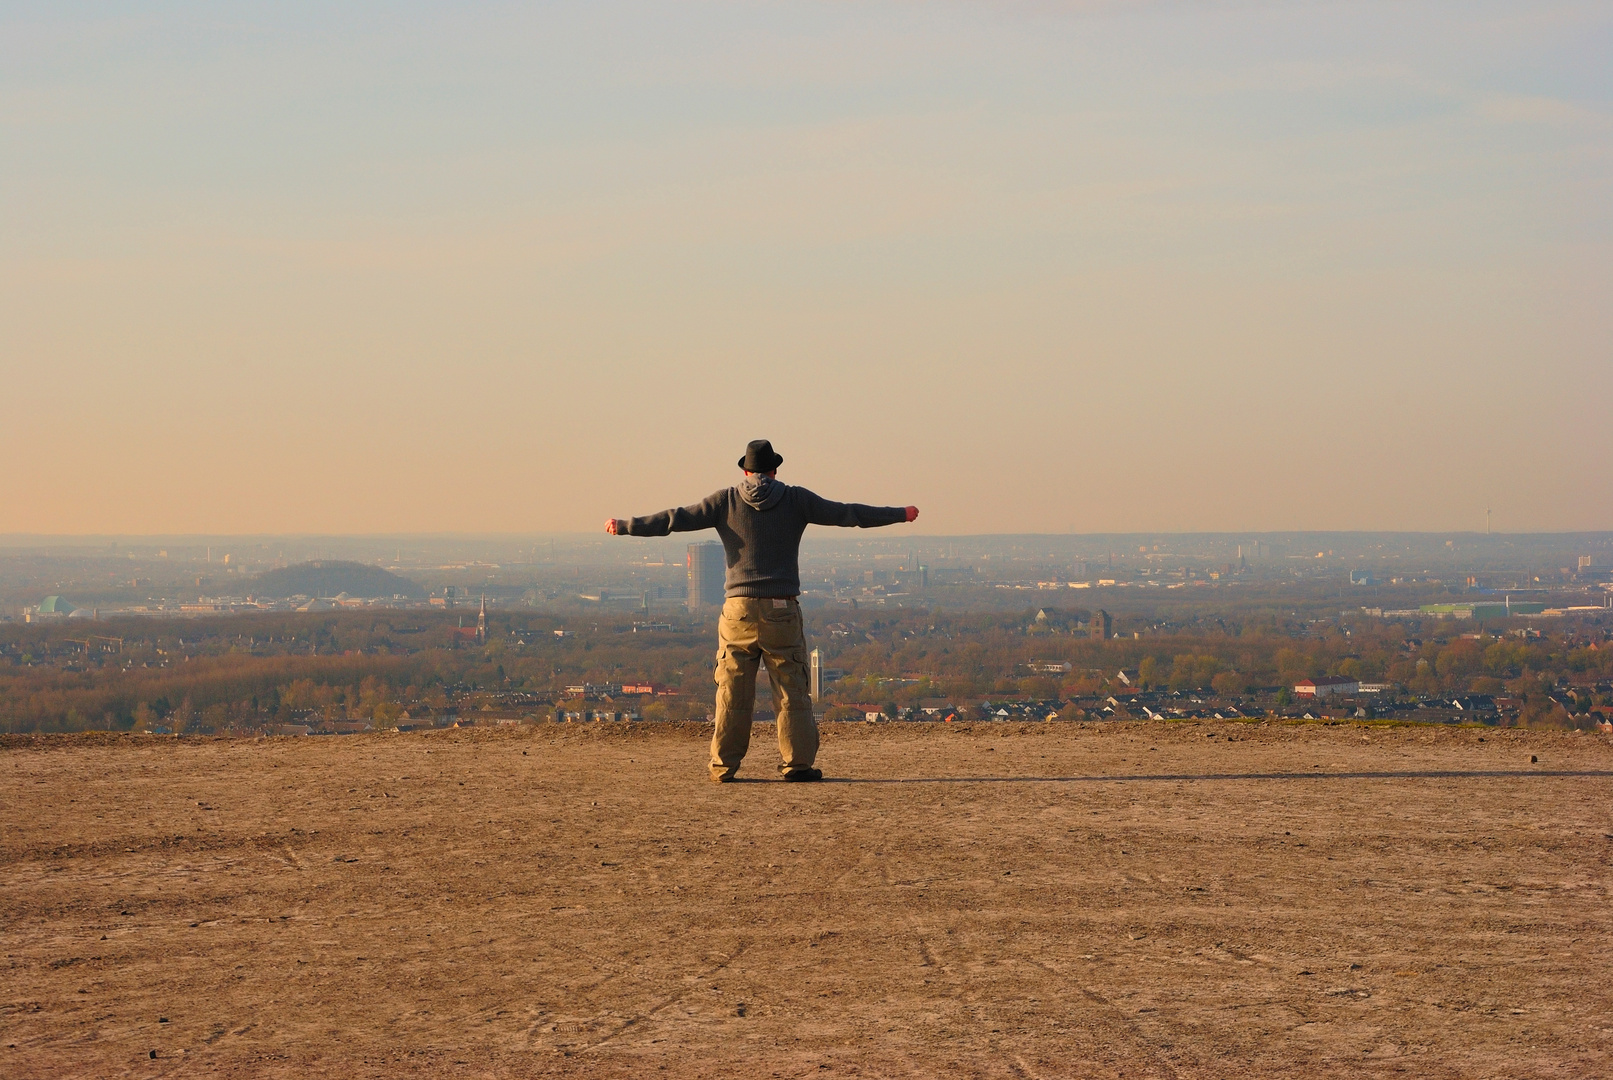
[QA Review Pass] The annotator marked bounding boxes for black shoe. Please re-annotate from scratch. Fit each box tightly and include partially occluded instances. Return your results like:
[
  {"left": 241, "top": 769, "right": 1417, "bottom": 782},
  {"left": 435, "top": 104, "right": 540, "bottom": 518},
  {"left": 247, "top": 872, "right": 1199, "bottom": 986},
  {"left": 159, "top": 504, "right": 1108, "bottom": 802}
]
[{"left": 783, "top": 768, "right": 823, "bottom": 782}]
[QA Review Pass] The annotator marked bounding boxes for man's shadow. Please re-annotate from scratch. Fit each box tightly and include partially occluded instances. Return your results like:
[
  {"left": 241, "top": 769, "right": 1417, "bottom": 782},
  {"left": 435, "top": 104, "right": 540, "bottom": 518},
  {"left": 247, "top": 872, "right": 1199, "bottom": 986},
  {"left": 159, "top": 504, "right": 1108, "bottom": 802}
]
[{"left": 814, "top": 769, "right": 1612, "bottom": 784}]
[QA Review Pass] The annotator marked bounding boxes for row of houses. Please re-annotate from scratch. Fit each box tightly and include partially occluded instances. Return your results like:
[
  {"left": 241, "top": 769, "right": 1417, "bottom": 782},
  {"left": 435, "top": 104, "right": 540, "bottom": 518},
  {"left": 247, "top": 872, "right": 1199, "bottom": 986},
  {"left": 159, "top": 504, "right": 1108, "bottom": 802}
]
[{"left": 562, "top": 682, "right": 666, "bottom": 697}]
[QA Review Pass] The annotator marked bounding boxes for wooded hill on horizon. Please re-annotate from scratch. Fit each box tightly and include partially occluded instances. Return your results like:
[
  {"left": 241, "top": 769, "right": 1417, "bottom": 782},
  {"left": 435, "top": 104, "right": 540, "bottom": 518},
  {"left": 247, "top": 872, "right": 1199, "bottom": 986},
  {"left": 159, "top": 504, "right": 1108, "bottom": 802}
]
[{"left": 248, "top": 561, "right": 424, "bottom": 599}]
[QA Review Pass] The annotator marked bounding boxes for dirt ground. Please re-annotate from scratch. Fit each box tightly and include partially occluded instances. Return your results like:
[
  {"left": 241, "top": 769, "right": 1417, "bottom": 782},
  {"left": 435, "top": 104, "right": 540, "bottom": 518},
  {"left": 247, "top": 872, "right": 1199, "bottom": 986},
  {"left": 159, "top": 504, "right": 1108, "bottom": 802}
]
[{"left": 3, "top": 720, "right": 1611, "bottom": 1079}]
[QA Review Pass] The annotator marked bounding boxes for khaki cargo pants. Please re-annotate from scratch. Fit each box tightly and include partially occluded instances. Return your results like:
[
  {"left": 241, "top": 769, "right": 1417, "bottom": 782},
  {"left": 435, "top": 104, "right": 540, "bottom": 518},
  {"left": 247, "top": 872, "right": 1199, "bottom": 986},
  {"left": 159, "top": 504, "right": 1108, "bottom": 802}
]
[{"left": 711, "top": 596, "right": 818, "bottom": 780}]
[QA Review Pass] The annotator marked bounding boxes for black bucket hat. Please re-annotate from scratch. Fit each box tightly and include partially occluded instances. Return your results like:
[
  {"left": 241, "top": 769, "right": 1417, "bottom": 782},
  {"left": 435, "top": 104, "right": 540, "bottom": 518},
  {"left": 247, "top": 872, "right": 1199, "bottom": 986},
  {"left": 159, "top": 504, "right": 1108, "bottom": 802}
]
[{"left": 738, "top": 439, "right": 784, "bottom": 472}]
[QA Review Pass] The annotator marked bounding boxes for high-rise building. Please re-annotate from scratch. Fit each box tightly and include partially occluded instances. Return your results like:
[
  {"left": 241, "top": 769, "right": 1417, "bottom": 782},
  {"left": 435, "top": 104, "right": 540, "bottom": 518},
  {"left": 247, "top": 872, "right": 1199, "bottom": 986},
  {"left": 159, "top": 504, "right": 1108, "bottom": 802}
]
[
  {"left": 810, "top": 647, "right": 823, "bottom": 700},
  {"left": 687, "top": 542, "right": 726, "bottom": 611},
  {"left": 1090, "top": 609, "right": 1112, "bottom": 640}
]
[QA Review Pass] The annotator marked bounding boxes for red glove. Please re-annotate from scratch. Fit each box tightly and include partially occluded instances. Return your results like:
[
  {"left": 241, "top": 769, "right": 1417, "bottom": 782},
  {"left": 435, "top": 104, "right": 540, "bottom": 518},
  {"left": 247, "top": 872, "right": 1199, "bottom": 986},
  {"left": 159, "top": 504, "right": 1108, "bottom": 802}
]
[{"left": 905, "top": 506, "right": 919, "bottom": 522}]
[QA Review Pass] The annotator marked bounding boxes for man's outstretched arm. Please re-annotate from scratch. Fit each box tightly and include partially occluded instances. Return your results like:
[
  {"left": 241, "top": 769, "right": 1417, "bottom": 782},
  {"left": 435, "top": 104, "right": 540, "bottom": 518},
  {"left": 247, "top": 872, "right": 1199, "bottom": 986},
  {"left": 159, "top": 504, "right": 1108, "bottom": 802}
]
[
  {"left": 798, "top": 489, "right": 917, "bottom": 528},
  {"left": 605, "top": 492, "right": 726, "bottom": 536}
]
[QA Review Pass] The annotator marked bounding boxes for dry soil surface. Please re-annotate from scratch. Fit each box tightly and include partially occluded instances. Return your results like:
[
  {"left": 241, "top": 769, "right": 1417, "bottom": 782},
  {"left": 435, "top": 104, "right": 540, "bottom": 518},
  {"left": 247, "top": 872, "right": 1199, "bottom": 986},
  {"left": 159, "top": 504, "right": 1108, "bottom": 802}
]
[{"left": 3, "top": 721, "right": 1611, "bottom": 1079}]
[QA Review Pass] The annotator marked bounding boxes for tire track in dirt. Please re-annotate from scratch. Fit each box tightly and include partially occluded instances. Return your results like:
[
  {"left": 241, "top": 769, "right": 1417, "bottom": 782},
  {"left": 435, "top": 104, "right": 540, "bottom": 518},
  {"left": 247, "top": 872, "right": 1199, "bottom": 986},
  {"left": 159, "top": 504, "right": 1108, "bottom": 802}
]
[
  {"left": 887, "top": 850, "right": 1065, "bottom": 1080},
  {"left": 518, "top": 941, "right": 755, "bottom": 1058},
  {"left": 0, "top": 831, "right": 302, "bottom": 866},
  {"left": 1070, "top": 984, "right": 1184, "bottom": 1080}
]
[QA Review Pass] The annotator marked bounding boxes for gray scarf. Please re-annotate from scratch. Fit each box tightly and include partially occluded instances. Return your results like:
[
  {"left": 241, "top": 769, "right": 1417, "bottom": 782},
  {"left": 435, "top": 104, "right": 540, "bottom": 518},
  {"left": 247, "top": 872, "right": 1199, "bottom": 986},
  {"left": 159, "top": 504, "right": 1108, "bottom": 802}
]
[{"left": 738, "top": 472, "right": 787, "bottom": 511}]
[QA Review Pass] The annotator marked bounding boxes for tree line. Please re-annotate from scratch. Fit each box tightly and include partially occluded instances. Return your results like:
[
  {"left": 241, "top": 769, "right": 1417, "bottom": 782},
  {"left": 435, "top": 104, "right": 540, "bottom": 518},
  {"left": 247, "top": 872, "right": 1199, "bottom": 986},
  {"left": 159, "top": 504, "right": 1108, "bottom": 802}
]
[{"left": 1, "top": 609, "right": 1608, "bottom": 733}]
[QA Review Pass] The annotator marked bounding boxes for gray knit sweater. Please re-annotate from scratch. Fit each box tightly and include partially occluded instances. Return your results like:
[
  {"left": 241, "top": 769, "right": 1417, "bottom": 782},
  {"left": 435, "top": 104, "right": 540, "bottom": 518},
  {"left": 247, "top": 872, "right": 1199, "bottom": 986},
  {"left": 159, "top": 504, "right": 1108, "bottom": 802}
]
[{"left": 616, "top": 481, "right": 907, "bottom": 598}]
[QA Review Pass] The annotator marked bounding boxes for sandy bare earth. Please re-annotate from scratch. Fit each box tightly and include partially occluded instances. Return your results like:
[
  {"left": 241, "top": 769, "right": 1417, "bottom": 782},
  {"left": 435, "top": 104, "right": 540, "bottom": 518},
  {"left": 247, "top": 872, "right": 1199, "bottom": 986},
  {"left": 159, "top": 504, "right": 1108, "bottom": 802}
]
[{"left": 3, "top": 720, "right": 1611, "bottom": 1079}]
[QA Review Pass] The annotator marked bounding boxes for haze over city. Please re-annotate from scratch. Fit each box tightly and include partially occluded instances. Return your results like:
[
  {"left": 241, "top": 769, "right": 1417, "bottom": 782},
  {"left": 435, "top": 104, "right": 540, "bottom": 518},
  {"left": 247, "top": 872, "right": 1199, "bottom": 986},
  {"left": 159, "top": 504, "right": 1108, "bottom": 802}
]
[{"left": 4, "top": 1, "right": 1610, "bottom": 535}]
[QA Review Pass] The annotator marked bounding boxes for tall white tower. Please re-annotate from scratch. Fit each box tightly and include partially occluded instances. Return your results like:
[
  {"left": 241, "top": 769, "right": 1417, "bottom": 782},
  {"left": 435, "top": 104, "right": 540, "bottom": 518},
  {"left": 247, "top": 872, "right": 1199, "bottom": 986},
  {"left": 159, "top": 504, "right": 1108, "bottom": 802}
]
[{"left": 810, "top": 647, "right": 823, "bottom": 701}]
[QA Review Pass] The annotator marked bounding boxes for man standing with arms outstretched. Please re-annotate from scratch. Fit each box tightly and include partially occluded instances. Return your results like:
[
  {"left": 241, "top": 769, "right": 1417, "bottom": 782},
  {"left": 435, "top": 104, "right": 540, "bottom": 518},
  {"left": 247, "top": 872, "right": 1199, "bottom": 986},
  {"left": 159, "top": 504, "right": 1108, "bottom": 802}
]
[{"left": 607, "top": 440, "right": 918, "bottom": 782}]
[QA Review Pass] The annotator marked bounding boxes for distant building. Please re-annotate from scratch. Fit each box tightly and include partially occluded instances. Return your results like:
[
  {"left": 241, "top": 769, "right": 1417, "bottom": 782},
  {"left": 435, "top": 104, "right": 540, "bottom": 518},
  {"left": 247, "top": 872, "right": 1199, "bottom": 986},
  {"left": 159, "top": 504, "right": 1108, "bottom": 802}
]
[
  {"left": 26, "top": 596, "right": 81, "bottom": 623},
  {"left": 477, "top": 595, "right": 487, "bottom": 644},
  {"left": 1349, "top": 570, "right": 1375, "bottom": 586},
  {"left": 1090, "top": 610, "right": 1112, "bottom": 640},
  {"left": 1421, "top": 601, "right": 1545, "bottom": 618},
  {"left": 1294, "top": 676, "right": 1359, "bottom": 699},
  {"left": 810, "top": 647, "right": 824, "bottom": 699},
  {"left": 687, "top": 542, "right": 726, "bottom": 611}
]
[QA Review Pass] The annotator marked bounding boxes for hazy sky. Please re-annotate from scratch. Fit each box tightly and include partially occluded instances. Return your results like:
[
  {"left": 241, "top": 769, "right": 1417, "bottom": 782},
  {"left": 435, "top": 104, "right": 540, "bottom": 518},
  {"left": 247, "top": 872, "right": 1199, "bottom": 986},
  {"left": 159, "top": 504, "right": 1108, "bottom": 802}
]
[{"left": 4, "top": 1, "right": 1610, "bottom": 535}]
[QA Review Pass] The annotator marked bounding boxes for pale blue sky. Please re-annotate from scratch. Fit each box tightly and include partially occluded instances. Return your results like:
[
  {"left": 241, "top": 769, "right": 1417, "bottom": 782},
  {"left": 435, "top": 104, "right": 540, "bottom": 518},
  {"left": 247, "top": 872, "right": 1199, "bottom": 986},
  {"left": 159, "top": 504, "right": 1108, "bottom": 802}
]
[{"left": 3, "top": 2, "right": 1609, "bottom": 533}]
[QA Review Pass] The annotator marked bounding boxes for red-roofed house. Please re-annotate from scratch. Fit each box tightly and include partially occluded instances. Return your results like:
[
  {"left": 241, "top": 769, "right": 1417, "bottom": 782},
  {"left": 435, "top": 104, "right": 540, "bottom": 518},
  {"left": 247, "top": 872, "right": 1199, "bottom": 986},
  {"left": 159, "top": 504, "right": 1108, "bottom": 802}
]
[{"left": 1294, "top": 675, "right": 1359, "bottom": 699}]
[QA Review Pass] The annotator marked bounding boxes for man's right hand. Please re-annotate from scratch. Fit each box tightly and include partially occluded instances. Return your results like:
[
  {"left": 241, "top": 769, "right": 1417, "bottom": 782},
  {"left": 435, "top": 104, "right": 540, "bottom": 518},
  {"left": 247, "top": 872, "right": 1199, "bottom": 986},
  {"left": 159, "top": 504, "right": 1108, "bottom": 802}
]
[
  {"left": 604, "top": 518, "right": 619, "bottom": 535},
  {"left": 905, "top": 506, "right": 919, "bottom": 523}
]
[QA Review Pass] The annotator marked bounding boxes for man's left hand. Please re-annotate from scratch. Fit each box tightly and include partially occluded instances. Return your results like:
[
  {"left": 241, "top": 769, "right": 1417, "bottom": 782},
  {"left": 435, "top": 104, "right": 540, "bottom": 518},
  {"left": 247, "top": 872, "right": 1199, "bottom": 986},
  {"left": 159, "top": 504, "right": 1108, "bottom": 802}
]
[{"left": 905, "top": 506, "right": 919, "bottom": 522}]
